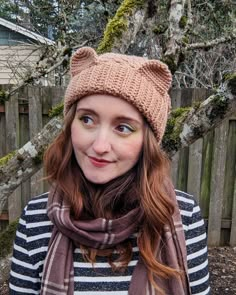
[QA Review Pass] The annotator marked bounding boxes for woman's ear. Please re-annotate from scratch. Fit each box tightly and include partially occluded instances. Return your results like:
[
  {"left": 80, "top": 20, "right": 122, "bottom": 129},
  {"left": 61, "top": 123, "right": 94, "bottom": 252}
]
[
  {"left": 70, "top": 47, "right": 98, "bottom": 77},
  {"left": 138, "top": 60, "right": 172, "bottom": 95}
]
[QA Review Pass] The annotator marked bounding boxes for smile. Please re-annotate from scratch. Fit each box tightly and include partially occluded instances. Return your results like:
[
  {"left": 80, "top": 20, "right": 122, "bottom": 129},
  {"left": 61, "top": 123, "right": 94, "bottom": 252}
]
[{"left": 88, "top": 156, "right": 113, "bottom": 168}]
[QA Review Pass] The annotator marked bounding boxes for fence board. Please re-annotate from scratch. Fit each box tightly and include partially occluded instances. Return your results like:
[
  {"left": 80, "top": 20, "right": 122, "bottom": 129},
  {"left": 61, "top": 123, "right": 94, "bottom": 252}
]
[
  {"left": 176, "top": 147, "right": 189, "bottom": 191},
  {"left": 208, "top": 120, "right": 228, "bottom": 246},
  {"left": 200, "top": 131, "right": 214, "bottom": 218},
  {"left": 230, "top": 175, "right": 236, "bottom": 246},
  {"left": 222, "top": 120, "right": 236, "bottom": 219},
  {"left": 5, "top": 92, "right": 21, "bottom": 222},
  {"left": 19, "top": 87, "right": 31, "bottom": 210},
  {"left": 187, "top": 138, "right": 203, "bottom": 201},
  {"left": 221, "top": 120, "right": 236, "bottom": 244},
  {"left": 170, "top": 152, "right": 180, "bottom": 188},
  {"left": 28, "top": 87, "right": 44, "bottom": 198},
  {"left": 0, "top": 110, "right": 6, "bottom": 157},
  {"left": 170, "top": 89, "right": 182, "bottom": 108}
]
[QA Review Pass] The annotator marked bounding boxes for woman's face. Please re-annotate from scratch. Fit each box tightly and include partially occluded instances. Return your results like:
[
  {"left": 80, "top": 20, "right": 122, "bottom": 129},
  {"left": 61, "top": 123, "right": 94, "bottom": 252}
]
[{"left": 71, "top": 94, "right": 144, "bottom": 184}]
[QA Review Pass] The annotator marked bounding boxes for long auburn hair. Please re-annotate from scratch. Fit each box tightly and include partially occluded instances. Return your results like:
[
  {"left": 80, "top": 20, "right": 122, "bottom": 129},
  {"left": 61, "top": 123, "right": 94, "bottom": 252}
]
[{"left": 44, "top": 102, "right": 181, "bottom": 293}]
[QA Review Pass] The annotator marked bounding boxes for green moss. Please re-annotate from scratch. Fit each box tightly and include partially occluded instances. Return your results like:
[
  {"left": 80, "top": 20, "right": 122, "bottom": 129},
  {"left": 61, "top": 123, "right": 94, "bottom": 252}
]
[
  {"left": 0, "top": 90, "right": 8, "bottom": 103},
  {"left": 0, "top": 151, "right": 16, "bottom": 167},
  {"left": 171, "top": 107, "right": 191, "bottom": 118},
  {"left": 48, "top": 102, "right": 64, "bottom": 118},
  {"left": 152, "top": 24, "right": 166, "bottom": 34},
  {"left": 222, "top": 72, "right": 236, "bottom": 82},
  {"left": 207, "top": 94, "right": 229, "bottom": 123},
  {"left": 192, "top": 101, "right": 202, "bottom": 110},
  {"left": 162, "top": 107, "right": 190, "bottom": 154},
  {"left": 161, "top": 55, "right": 177, "bottom": 74},
  {"left": 97, "top": 0, "right": 144, "bottom": 53},
  {"left": 179, "top": 16, "right": 187, "bottom": 29},
  {"left": 182, "top": 36, "right": 189, "bottom": 44},
  {"left": 0, "top": 219, "right": 19, "bottom": 259}
]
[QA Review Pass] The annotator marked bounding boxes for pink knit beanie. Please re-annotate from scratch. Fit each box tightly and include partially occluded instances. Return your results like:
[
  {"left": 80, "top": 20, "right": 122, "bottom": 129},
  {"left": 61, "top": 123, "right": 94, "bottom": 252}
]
[{"left": 64, "top": 47, "right": 172, "bottom": 143}]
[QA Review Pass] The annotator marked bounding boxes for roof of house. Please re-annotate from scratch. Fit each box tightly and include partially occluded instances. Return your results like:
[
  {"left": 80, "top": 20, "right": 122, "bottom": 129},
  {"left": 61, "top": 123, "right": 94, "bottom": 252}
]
[{"left": 0, "top": 17, "right": 55, "bottom": 45}]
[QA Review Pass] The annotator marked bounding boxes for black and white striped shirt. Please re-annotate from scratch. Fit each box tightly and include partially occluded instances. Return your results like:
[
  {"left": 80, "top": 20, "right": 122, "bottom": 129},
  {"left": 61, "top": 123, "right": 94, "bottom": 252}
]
[{"left": 9, "top": 190, "right": 210, "bottom": 294}]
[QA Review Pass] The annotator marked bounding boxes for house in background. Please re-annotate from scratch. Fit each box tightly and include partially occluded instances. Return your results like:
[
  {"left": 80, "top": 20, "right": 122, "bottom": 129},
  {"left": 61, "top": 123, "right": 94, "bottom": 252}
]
[{"left": 0, "top": 17, "right": 55, "bottom": 85}]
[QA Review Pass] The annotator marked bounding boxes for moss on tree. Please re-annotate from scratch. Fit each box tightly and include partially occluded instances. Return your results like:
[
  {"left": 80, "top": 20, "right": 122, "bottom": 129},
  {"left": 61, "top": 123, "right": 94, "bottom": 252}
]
[
  {"left": 161, "top": 55, "right": 177, "bottom": 74},
  {"left": 152, "top": 24, "right": 166, "bottom": 34},
  {"left": 97, "top": 0, "right": 144, "bottom": 53},
  {"left": 179, "top": 15, "right": 187, "bottom": 28},
  {"left": 0, "top": 220, "right": 18, "bottom": 259},
  {"left": 225, "top": 73, "right": 236, "bottom": 95},
  {"left": 48, "top": 102, "right": 64, "bottom": 118},
  {"left": 0, "top": 90, "right": 8, "bottom": 104},
  {"left": 0, "top": 151, "right": 16, "bottom": 167},
  {"left": 207, "top": 94, "right": 229, "bottom": 123},
  {"left": 162, "top": 107, "right": 190, "bottom": 154}
]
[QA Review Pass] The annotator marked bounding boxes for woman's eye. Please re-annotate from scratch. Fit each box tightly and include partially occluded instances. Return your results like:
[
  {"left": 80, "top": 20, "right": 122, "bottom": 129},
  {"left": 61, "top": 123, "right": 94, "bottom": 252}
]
[
  {"left": 116, "top": 124, "right": 134, "bottom": 134},
  {"left": 80, "top": 115, "right": 93, "bottom": 126}
]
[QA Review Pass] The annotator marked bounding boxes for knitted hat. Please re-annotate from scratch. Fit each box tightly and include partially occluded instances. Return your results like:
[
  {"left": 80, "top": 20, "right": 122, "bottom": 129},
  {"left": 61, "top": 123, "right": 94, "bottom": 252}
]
[{"left": 64, "top": 47, "right": 172, "bottom": 143}]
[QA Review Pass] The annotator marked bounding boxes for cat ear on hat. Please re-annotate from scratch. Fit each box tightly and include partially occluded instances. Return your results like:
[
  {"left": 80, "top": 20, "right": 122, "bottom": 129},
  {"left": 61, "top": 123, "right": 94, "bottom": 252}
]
[
  {"left": 138, "top": 60, "right": 172, "bottom": 95},
  {"left": 70, "top": 47, "right": 98, "bottom": 77}
]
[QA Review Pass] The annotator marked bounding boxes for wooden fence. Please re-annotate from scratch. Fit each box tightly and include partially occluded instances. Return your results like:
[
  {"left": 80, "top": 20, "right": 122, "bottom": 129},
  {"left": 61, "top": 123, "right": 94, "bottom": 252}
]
[{"left": 0, "top": 85, "right": 235, "bottom": 246}]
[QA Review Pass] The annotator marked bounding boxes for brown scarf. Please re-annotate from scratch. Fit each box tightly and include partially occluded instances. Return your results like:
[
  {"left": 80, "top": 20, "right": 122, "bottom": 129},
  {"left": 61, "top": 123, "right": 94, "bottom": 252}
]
[{"left": 41, "top": 186, "right": 190, "bottom": 295}]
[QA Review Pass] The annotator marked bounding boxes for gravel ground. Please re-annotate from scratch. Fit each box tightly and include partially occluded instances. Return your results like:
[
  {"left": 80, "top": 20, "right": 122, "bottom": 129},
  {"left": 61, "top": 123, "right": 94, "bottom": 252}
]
[
  {"left": 209, "top": 246, "right": 236, "bottom": 294},
  {"left": 1, "top": 247, "right": 236, "bottom": 294}
]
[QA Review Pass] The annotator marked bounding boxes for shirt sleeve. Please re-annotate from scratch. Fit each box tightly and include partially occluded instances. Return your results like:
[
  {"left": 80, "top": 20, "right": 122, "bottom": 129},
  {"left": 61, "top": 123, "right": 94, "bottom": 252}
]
[
  {"left": 9, "top": 206, "right": 41, "bottom": 295},
  {"left": 184, "top": 198, "right": 210, "bottom": 295}
]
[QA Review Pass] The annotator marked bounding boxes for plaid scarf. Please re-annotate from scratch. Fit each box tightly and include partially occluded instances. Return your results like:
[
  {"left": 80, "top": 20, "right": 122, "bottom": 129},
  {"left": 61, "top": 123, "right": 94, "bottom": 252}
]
[{"left": 41, "top": 186, "right": 190, "bottom": 295}]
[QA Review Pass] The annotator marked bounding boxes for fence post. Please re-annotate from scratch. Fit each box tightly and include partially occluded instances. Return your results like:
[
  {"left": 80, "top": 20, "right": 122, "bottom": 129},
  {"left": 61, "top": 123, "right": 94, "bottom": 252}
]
[
  {"left": 208, "top": 120, "right": 228, "bottom": 246},
  {"left": 28, "top": 86, "right": 44, "bottom": 198},
  {"left": 5, "top": 93, "right": 21, "bottom": 222}
]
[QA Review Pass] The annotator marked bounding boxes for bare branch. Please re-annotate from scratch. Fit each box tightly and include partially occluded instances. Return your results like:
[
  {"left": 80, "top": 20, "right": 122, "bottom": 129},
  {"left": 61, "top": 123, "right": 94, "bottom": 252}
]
[
  {"left": 186, "top": 33, "right": 236, "bottom": 50},
  {"left": 6, "top": 40, "right": 89, "bottom": 97}
]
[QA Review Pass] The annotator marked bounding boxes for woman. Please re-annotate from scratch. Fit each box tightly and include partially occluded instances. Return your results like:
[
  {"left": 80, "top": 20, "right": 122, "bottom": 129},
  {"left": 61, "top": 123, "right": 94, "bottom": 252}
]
[{"left": 10, "top": 47, "right": 210, "bottom": 295}]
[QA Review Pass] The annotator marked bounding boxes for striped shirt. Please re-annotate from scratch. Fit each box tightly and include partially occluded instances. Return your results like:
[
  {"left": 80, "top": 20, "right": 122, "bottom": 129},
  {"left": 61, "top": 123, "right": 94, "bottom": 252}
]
[{"left": 9, "top": 190, "right": 210, "bottom": 295}]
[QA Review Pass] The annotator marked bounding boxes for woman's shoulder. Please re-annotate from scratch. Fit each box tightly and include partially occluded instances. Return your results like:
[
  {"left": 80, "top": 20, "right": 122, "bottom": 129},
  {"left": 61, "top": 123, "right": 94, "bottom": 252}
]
[
  {"left": 174, "top": 189, "right": 203, "bottom": 227},
  {"left": 174, "top": 189, "right": 196, "bottom": 211},
  {"left": 23, "top": 192, "right": 51, "bottom": 226}
]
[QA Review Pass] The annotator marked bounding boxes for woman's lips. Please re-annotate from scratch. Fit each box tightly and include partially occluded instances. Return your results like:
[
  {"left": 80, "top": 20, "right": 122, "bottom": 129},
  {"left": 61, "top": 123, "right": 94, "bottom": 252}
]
[{"left": 88, "top": 156, "right": 113, "bottom": 168}]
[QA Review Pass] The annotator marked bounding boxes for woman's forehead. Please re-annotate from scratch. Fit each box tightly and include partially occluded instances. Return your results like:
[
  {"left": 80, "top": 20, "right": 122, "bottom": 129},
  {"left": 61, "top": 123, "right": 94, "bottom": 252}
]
[{"left": 76, "top": 94, "right": 144, "bottom": 122}]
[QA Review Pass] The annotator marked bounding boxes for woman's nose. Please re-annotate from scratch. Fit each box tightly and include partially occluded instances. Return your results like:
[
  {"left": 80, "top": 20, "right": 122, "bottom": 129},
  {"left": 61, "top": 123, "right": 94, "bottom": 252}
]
[{"left": 92, "top": 130, "right": 112, "bottom": 154}]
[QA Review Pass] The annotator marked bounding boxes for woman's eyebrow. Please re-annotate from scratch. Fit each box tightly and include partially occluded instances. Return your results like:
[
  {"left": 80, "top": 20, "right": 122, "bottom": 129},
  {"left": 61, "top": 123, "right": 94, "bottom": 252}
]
[
  {"left": 76, "top": 108, "right": 142, "bottom": 125},
  {"left": 76, "top": 108, "right": 97, "bottom": 115},
  {"left": 115, "top": 116, "right": 143, "bottom": 125}
]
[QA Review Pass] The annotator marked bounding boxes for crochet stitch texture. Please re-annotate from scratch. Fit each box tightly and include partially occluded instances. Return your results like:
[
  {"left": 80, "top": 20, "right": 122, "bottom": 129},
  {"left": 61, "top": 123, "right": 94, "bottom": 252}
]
[{"left": 64, "top": 47, "right": 172, "bottom": 143}]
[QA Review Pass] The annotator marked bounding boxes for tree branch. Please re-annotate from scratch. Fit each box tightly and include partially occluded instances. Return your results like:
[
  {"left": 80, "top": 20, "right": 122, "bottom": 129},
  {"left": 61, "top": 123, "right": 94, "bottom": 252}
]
[
  {"left": 186, "top": 33, "right": 236, "bottom": 50},
  {"left": 97, "top": 0, "right": 147, "bottom": 54},
  {"left": 0, "top": 117, "right": 63, "bottom": 213},
  {"left": 162, "top": 74, "right": 236, "bottom": 156}
]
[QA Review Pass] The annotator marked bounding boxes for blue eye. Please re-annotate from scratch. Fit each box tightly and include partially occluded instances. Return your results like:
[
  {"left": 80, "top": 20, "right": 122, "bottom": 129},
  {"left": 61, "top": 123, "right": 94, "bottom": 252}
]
[
  {"left": 116, "top": 124, "right": 134, "bottom": 134},
  {"left": 80, "top": 115, "right": 93, "bottom": 125}
]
